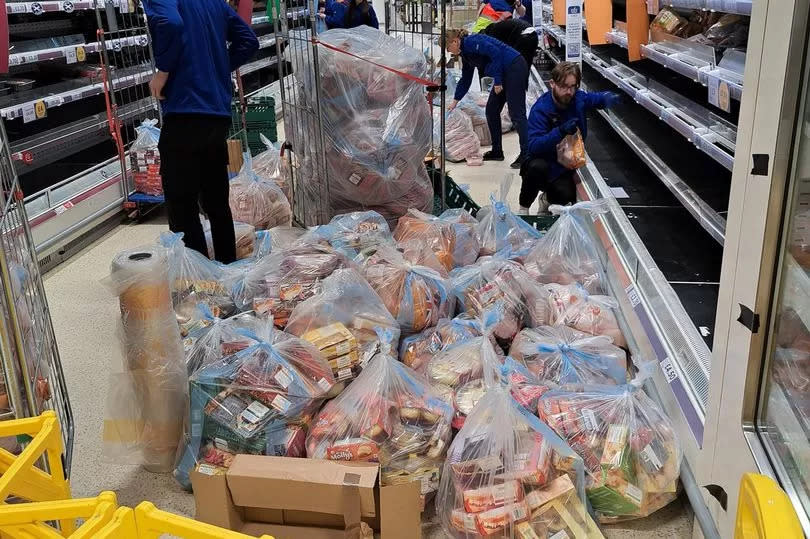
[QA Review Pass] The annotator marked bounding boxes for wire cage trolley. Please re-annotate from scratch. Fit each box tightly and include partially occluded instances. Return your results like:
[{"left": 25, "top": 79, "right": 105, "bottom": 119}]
[
  {"left": 0, "top": 120, "right": 73, "bottom": 475},
  {"left": 94, "top": 1, "right": 160, "bottom": 219}
]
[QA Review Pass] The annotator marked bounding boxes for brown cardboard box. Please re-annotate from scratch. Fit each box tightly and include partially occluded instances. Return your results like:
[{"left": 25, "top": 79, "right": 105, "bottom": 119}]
[{"left": 191, "top": 455, "right": 422, "bottom": 539}]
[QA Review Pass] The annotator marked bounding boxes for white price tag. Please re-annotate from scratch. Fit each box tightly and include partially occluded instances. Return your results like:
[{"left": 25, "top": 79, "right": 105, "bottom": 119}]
[
  {"left": 54, "top": 201, "right": 74, "bottom": 215},
  {"left": 625, "top": 284, "right": 641, "bottom": 307},
  {"left": 65, "top": 47, "right": 77, "bottom": 64},
  {"left": 119, "top": 0, "right": 130, "bottom": 13},
  {"left": 21, "top": 102, "right": 36, "bottom": 124},
  {"left": 25, "top": 53, "right": 39, "bottom": 64},
  {"left": 659, "top": 357, "right": 679, "bottom": 384},
  {"left": 707, "top": 73, "right": 731, "bottom": 113},
  {"left": 9, "top": 3, "right": 28, "bottom": 13},
  {"left": 531, "top": 0, "right": 543, "bottom": 28}
]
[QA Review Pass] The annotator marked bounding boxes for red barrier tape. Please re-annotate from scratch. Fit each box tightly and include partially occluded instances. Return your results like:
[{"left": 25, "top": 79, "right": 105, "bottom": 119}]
[{"left": 312, "top": 37, "right": 440, "bottom": 88}]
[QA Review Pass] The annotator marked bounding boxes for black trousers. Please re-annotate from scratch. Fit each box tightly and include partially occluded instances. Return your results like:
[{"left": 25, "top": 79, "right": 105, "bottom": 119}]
[
  {"left": 159, "top": 114, "right": 236, "bottom": 264},
  {"left": 515, "top": 32, "right": 539, "bottom": 77},
  {"left": 519, "top": 157, "right": 576, "bottom": 207},
  {"left": 486, "top": 56, "right": 529, "bottom": 156}
]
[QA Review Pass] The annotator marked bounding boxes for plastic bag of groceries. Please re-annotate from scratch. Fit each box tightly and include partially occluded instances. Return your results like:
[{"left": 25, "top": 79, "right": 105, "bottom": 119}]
[
  {"left": 182, "top": 305, "right": 275, "bottom": 376},
  {"left": 266, "top": 226, "right": 307, "bottom": 252},
  {"left": 546, "top": 283, "right": 627, "bottom": 348},
  {"left": 459, "top": 90, "right": 491, "bottom": 147},
  {"left": 510, "top": 326, "right": 628, "bottom": 386},
  {"left": 525, "top": 200, "right": 609, "bottom": 293},
  {"left": 202, "top": 219, "right": 257, "bottom": 262},
  {"left": 437, "top": 108, "right": 482, "bottom": 164},
  {"left": 158, "top": 232, "right": 236, "bottom": 332},
  {"left": 538, "top": 376, "right": 682, "bottom": 522},
  {"left": 450, "top": 256, "right": 549, "bottom": 344},
  {"left": 359, "top": 243, "right": 454, "bottom": 334},
  {"left": 477, "top": 175, "right": 542, "bottom": 259},
  {"left": 303, "top": 211, "right": 394, "bottom": 258},
  {"left": 130, "top": 119, "right": 162, "bottom": 196},
  {"left": 230, "top": 243, "right": 354, "bottom": 327},
  {"left": 229, "top": 154, "right": 292, "bottom": 230},
  {"left": 501, "top": 356, "right": 556, "bottom": 413},
  {"left": 394, "top": 209, "right": 481, "bottom": 271},
  {"left": 557, "top": 130, "right": 587, "bottom": 170},
  {"left": 424, "top": 335, "right": 503, "bottom": 429},
  {"left": 252, "top": 134, "right": 292, "bottom": 203},
  {"left": 400, "top": 312, "right": 489, "bottom": 372},
  {"left": 285, "top": 268, "right": 400, "bottom": 389},
  {"left": 306, "top": 335, "right": 453, "bottom": 507},
  {"left": 437, "top": 385, "right": 596, "bottom": 538},
  {"left": 174, "top": 328, "right": 335, "bottom": 489}
]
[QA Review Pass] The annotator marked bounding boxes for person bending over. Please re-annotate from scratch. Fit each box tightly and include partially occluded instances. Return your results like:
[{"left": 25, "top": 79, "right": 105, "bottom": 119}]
[
  {"left": 482, "top": 18, "right": 538, "bottom": 80},
  {"left": 324, "top": 0, "right": 379, "bottom": 29},
  {"left": 444, "top": 28, "right": 529, "bottom": 169},
  {"left": 520, "top": 62, "right": 619, "bottom": 213},
  {"left": 145, "top": 0, "right": 258, "bottom": 264}
]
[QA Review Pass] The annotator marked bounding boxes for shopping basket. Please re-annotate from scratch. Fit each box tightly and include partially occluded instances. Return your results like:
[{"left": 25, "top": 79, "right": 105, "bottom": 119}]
[{"left": 0, "top": 491, "right": 117, "bottom": 538}]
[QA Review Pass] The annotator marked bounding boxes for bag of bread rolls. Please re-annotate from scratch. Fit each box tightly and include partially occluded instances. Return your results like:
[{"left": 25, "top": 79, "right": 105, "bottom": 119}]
[
  {"left": 476, "top": 175, "right": 542, "bottom": 260},
  {"left": 394, "top": 209, "right": 481, "bottom": 272},
  {"left": 306, "top": 334, "right": 453, "bottom": 508},
  {"left": 359, "top": 243, "right": 454, "bottom": 335},
  {"left": 437, "top": 384, "right": 591, "bottom": 538},
  {"left": 229, "top": 155, "right": 292, "bottom": 231},
  {"left": 538, "top": 370, "right": 682, "bottom": 523},
  {"left": 510, "top": 326, "right": 628, "bottom": 386},
  {"left": 545, "top": 283, "right": 627, "bottom": 349},
  {"left": 525, "top": 200, "right": 609, "bottom": 294}
]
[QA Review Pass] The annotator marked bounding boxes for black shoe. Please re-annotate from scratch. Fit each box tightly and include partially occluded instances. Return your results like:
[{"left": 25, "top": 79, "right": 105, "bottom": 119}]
[
  {"left": 510, "top": 155, "right": 524, "bottom": 169},
  {"left": 483, "top": 150, "right": 504, "bottom": 161}
]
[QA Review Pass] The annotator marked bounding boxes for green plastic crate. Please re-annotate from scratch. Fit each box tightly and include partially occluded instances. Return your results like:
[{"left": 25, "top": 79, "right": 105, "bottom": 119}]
[{"left": 231, "top": 96, "right": 278, "bottom": 156}]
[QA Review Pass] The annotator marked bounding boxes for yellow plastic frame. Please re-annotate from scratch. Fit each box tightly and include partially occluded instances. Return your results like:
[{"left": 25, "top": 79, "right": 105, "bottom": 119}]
[{"left": 0, "top": 491, "right": 117, "bottom": 538}]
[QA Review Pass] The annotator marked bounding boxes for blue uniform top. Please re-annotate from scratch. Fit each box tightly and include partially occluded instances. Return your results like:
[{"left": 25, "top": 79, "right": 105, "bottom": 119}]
[
  {"left": 143, "top": 0, "right": 259, "bottom": 118},
  {"left": 483, "top": 0, "right": 515, "bottom": 13},
  {"left": 454, "top": 34, "right": 520, "bottom": 101},
  {"left": 527, "top": 89, "right": 613, "bottom": 180},
  {"left": 520, "top": 0, "right": 532, "bottom": 23},
  {"left": 325, "top": 0, "right": 379, "bottom": 29}
]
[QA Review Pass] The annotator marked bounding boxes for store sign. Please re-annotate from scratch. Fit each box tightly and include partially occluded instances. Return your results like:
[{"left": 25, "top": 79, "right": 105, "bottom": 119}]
[
  {"left": 565, "top": 0, "right": 582, "bottom": 64},
  {"left": 532, "top": 0, "right": 543, "bottom": 30},
  {"left": 707, "top": 73, "right": 731, "bottom": 113}
]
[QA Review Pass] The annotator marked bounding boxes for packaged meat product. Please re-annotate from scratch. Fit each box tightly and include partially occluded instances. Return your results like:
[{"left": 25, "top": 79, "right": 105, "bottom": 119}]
[
  {"left": 306, "top": 338, "right": 453, "bottom": 503},
  {"left": 557, "top": 131, "right": 586, "bottom": 170},
  {"left": 438, "top": 108, "right": 483, "bottom": 164},
  {"left": 130, "top": 119, "right": 162, "bottom": 196},
  {"left": 230, "top": 243, "right": 354, "bottom": 327},
  {"left": 285, "top": 268, "right": 400, "bottom": 385},
  {"left": 229, "top": 155, "right": 292, "bottom": 230},
  {"left": 425, "top": 336, "right": 502, "bottom": 429},
  {"left": 360, "top": 243, "right": 454, "bottom": 334},
  {"left": 538, "top": 379, "right": 682, "bottom": 522},
  {"left": 477, "top": 175, "right": 542, "bottom": 259},
  {"left": 174, "top": 330, "right": 335, "bottom": 489},
  {"left": 451, "top": 256, "right": 550, "bottom": 344},
  {"left": 252, "top": 134, "right": 292, "bottom": 203},
  {"left": 525, "top": 200, "right": 609, "bottom": 293},
  {"left": 510, "top": 326, "right": 628, "bottom": 386},
  {"left": 203, "top": 219, "right": 257, "bottom": 261},
  {"left": 183, "top": 306, "right": 274, "bottom": 375},
  {"left": 394, "top": 209, "right": 481, "bottom": 271},
  {"left": 545, "top": 283, "right": 627, "bottom": 349},
  {"left": 302, "top": 211, "right": 394, "bottom": 258},
  {"left": 437, "top": 386, "right": 591, "bottom": 538},
  {"left": 158, "top": 232, "right": 236, "bottom": 333},
  {"left": 400, "top": 313, "right": 489, "bottom": 371}
]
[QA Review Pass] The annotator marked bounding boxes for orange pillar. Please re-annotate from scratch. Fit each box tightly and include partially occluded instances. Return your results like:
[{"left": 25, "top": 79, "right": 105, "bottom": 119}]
[
  {"left": 584, "top": 0, "right": 612, "bottom": 46},
  {"left": 626, "top": 0, "right": 649, "bottom": 61},
  {"left": 553, "top": 0, "right": 566, "bottom": 26}
]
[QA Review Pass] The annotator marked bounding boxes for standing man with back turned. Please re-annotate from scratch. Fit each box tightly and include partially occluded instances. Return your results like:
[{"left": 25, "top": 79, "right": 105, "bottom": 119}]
[{"left": 144, "top": 0, "right": 259, "bottom": 264}]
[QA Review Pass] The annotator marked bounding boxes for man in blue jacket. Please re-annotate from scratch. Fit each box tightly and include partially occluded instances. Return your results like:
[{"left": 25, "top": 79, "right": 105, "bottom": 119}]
[
  {"left": 144, "top": 0, "right": 258, "bottom": 264},
  {"left": 519, "top": 62, "right": 619, "bottom": 214}
]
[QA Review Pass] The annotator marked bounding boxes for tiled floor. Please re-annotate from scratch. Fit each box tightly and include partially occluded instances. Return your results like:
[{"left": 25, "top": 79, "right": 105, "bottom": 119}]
[{"left": 40, "top": 131, "right": 693, "bottom": 537}]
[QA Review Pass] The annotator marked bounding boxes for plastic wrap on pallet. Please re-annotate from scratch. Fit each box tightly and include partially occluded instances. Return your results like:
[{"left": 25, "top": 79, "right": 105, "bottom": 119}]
[{"left": 289, "top": 27, "right": 433, "bottom": 225}]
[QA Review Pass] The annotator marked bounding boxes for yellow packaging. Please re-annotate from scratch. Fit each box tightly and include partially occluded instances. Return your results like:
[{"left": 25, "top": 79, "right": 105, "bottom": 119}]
[{"left": 301, "top": 323, "right": 357, "bottom": 359}]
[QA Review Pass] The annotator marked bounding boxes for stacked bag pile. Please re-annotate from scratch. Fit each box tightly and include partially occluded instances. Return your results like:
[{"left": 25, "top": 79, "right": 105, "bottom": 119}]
[{"left": 103, "top": 174, "right": 684, "bottom": 535}]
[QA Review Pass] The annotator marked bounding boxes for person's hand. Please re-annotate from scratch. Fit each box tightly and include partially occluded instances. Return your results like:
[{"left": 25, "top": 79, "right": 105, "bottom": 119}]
[
  {"left": 561, "top": 118, "right": 578, "bottom": 135},
  {"left": 493, "top": 85, "right": 503, "bottom": 94},
  {"left": 318, "top": 11, "right": 326, "bottom": 17},
  {"left": 603, "top": 91, "right": 621, "bottom": 108},
  {"left": 149, "top": 71, "right": 169, "bottom": 101},
  {"left": 448, "top": 99, "right": 459, "bottom": 111}
]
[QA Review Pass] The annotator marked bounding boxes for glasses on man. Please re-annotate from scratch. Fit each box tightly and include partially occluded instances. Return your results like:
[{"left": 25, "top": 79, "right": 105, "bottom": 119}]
[{"left": 554, "top": 81, "right": 579, "bottom": 92}]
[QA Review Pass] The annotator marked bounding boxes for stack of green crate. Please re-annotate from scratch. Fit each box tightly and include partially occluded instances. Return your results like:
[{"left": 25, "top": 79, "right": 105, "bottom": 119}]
[{"left": 231, "top": 96, "right": 278, "bottom": 156}]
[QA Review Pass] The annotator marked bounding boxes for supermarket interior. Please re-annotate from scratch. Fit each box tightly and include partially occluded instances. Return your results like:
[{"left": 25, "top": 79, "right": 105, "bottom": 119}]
[{"left": 0, "top": 0, "right": 810, "bottom": 537}]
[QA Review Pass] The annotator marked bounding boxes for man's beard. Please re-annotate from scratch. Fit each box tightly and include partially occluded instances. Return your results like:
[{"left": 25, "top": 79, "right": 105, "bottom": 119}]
[{"left": 553, "top": 88, "right": 572, "bottom": 106}]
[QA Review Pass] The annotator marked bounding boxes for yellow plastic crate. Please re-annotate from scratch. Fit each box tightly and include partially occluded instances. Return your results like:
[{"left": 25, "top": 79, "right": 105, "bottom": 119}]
[
  {"left": 735, "top": 473, "right": 803, "bottom": 538},
  {"left": 94, "top": 502, "right": 274, "bottom": 539},
  {"left": 0, "top": 491, "right": 117, "bottom": 538}
]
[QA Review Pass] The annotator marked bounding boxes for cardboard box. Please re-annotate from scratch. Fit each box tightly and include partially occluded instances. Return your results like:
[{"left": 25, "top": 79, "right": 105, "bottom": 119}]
[{"left": 191, "top": 454, "right": 422, "bottom": 539}]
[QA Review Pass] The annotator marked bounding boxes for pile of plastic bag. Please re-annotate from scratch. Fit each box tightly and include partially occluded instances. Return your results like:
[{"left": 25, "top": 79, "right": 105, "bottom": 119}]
[
  {"left": 289, "top": 27, "right": 433, "bottom": 225},
  {"left": 393, "top": 209, "right": 481, "bottom": 272},
  {"left": 229, "top": 155, "right": 292, "bottom": 231},
  {"left": 437, "top": 386, "right": 597, "bottom": 538}
]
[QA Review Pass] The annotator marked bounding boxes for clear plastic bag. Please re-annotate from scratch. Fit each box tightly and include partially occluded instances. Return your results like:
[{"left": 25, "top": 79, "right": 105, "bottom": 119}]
[
  {"left": 252, "top": 134, "right": 292, "bottom": 203},
  {"left": 438, "top": 108, "right": 483, "bottom": 164},
  {"left": 174, "top": 329, "right": 336, "bottom": 489},
  {"left": 424, "top": 335, "right": 503, "bottom": 429},
  {"left": 285, "top": 268, "right": 400, "bottom": 387},
  {"left": 229, "top": 154, "right": 292, "bottom": 230},
  {"left": 450, "top": 256, "right": 550, "bottom": 344},
  {"left": 477, "top": 175, "right": 542, "bottom": 259},
  {"left": 130, "top": 119, "right": 162, "bottom": 196},
  {"left": 203, "top": 219, "right": 257, "bottom": 261},
  {"left": 360, "top": 243, "right": 454, "bottom": 335},
  {"left": 230, "top": 243, "right": 354, "bottom": 327},
  {"left": 306, "top": 338, "right": 453, "bottom": 506},
  {"left": 525, "top": 200, "right": 609, "bottom": 293},
  {"left": 545, "top": 283, "right": 627, "bottom": 349},
  {"left": 400, "top": 313, "right": 488, "bottom": 372},
  {"left": 510, "top": 326, "right": 628, "bottom": 386},
  {"left": 303, "top": 211, "right": 394, "bottom": 258},
  {"left": 158, "top": 232, "right": 236, "bottom": 333},
  {"left": 556, "top": 131, "right": 586, "bottom": 170},
  {"left": 437, "top": 386, "right": 593, "bottom": 538},
  {"left": 538, "top": 381, "right": 682, "bottom": 522},
  {"left": 266, "top": 226, "right": 307, "bottom": 253},
  {"left": 394, "top": 209, "right": 481, "bottom": 272},
  {"left": 501, "top": 356, "right": 556, "bottom": 413}
]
